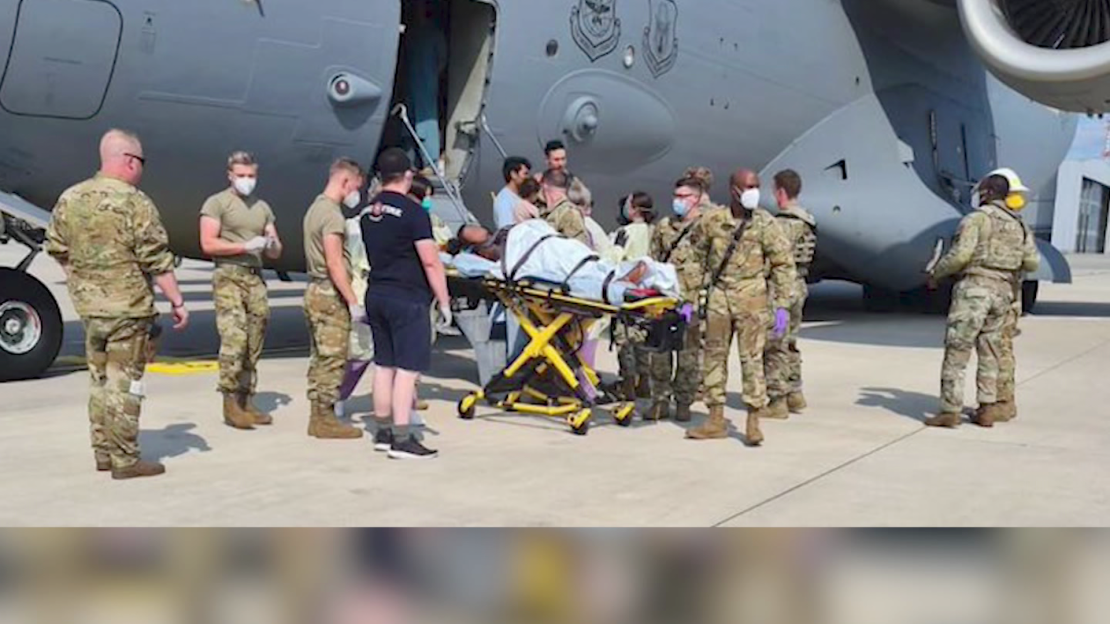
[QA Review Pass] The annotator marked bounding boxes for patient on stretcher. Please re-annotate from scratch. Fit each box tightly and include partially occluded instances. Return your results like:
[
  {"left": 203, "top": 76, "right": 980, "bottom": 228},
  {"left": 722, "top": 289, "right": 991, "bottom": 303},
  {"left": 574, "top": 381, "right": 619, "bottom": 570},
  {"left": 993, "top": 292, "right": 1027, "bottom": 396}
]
[{"left": 446, "top": 220, "right": 679, "bottom": 303}]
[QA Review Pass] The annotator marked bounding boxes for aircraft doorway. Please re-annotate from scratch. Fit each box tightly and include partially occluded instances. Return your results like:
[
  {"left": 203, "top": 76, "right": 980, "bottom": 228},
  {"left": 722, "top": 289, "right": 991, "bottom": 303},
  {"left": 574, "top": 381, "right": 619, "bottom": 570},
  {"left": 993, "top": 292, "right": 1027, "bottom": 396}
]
[
  {"left": 389, "top": 0, "right": 496, "bottom": 182},
  {"left": 1075, "top": 177, "right": 1110, "bottom": 254}
]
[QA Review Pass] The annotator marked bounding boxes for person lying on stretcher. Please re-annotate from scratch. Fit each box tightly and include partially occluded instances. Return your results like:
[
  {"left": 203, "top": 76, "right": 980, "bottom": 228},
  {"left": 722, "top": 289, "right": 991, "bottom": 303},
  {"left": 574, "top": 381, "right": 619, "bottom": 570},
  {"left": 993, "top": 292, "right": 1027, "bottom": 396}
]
[{"left": 445, "top": 220, "right": 680, "bottom": 303}]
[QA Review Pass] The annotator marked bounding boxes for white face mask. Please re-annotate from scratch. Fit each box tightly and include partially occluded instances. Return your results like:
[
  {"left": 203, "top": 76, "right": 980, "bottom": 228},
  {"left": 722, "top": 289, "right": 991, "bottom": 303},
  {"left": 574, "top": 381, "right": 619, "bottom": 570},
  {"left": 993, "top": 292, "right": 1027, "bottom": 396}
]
[
  {"left": 343, "top": 189, "right": 362, "bottom": 209},
  {"left": 740, "top": 188, "right": 761, "bottom": 210},
  {"left": 971, "top": 190, "right": 982, "bottom": 209},
  {"left": 232, "top": 176, "right": 257, "bottom": 197}
]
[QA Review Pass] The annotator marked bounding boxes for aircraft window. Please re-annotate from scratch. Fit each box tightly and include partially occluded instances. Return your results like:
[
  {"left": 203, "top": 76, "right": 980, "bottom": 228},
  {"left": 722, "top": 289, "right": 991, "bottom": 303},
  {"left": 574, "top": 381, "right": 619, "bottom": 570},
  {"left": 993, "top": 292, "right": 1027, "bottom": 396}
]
[{"left": 547, "top": 40, "right": 560, "bottom": 57}]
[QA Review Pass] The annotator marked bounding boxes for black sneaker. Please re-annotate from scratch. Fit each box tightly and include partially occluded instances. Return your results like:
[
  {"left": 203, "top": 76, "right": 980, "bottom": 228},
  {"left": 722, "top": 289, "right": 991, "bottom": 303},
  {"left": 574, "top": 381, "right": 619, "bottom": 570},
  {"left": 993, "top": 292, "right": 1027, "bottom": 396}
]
[
  {"left": 373, "top": 428, "right": 394, "bottom": 452},
  {"left": 387, "top": 436, "right": 438, "bottom": 460}
]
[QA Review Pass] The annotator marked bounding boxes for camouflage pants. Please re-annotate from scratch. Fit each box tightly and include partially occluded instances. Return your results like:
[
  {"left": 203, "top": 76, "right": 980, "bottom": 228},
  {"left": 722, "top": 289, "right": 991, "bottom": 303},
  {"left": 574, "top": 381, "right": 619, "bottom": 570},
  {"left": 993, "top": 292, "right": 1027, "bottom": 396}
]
[
  {"left": 997, "top": 304, "right": 1019, "bottom": 404},
  {"left": 765, "top": 279, "right": 807, "bottom": 401},
  {"left": 940, "top": 275, "right": 1013, "bottom": 413},
  {"left": 213, "top": 265, "right": 270, "bottom": 395},
  {"left": 304, "top": 281, "right": 350, "bottom": 405},
  {"left": 84, "top": 316, "right": 153, "bottom": 470},
  {"left": 703, "top": 288, "right": 771, "bottom": 409},
  {"left": 615, "top": 324, "right": 651, "bottom": 383},
  {"left": 650, "top": 318, "right": 702, "bottom": 406}
]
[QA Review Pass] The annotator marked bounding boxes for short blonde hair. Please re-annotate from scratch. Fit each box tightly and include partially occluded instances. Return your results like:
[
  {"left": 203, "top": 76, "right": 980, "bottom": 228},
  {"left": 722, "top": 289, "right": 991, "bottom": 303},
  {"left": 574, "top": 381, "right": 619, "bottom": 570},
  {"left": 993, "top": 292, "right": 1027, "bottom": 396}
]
[
  {"left": 330, "top": 157, "right": 365, "bottom": 180},
  {"left": 227, "top": 151, "right": 257, "bottom": 170}
]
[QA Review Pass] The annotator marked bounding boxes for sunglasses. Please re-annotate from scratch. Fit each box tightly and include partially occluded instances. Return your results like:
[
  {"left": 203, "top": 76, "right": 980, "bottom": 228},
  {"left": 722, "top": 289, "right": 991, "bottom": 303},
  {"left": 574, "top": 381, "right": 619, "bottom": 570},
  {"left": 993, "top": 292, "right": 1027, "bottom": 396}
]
[{"left": 124, "top": 152, "right": 146, "bottom": 166}]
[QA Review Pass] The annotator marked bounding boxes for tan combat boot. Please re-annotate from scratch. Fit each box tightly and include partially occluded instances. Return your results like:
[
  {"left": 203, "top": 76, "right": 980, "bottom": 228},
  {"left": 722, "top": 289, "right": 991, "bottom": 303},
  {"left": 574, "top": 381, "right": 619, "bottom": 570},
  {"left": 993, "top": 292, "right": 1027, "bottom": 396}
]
[
  {"left": 924, "top": 412, "right": 962, "bottom": 428},
  {"left": 646, "top": 401, "right": 671, "bottom": 422},
  {"left": 765, "top": 399, "right": 790, "bottom": 420},
  {"left": 995, "top": 400, "right": 1017, "bottom": 423},
  {"left": 972, "top": 404, "right": 1000, "bottom": 428},
  {"left": 239, "top": 393, "right": 273, "bottom": 426},
  {"left": 223, "top": 393, "right": 255, "bottom": 430},
  {"left": 745, "top": 407, "right": 766, "bottom": 447},
  {"left": 96, "top": 455, "right": 111, "bottom": 472},
  {"left": 674, "top": 403, "right": 693, "bottom": 423},
  {"left": 111, "top": 460, "right": 166, "bottom": 480},
  {"left": 686, "top": 406, "right": 729, "bottom": 440},
  {"left": 309, "top": 402, "right": 363, "bottom": 440},
  {"left": 787, "top": 392, "right": 807, "bottom": 414}
]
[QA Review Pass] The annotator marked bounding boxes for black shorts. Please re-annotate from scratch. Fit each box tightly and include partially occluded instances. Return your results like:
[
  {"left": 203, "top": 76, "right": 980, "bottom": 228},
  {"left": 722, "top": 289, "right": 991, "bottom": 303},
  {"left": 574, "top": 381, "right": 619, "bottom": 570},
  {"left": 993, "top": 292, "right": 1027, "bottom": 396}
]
[{"left": 366, "top": 295, "right": 432, "bottom": 373}]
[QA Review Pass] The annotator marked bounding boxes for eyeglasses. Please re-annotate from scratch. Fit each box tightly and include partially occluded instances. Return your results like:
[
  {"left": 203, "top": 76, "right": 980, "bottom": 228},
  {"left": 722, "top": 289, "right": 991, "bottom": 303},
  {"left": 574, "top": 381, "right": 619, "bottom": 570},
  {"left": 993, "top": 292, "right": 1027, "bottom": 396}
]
[{"left": 124, "top": 153, "right": 146, "bottom": 167}]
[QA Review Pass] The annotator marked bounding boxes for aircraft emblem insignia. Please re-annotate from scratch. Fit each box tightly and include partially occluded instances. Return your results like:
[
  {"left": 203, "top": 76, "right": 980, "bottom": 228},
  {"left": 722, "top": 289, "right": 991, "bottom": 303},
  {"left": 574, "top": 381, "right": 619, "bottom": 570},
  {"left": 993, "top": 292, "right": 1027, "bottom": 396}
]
[
  {"left": 643, "top": 0, "right": 678, "bottom": 78},
  {"left": 571, "top": 0, "right": 621, "bottom": 62}
]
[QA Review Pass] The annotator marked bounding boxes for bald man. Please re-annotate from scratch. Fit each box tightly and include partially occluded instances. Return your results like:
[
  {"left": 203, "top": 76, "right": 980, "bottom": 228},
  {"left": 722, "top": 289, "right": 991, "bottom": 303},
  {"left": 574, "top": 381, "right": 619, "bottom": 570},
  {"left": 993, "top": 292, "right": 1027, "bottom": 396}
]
[
  {"left": 687, "top": 168, "right": 796, "bottom": 447},
  {"left": 46, "top": 129, "right": 189, "bottom": 480}
]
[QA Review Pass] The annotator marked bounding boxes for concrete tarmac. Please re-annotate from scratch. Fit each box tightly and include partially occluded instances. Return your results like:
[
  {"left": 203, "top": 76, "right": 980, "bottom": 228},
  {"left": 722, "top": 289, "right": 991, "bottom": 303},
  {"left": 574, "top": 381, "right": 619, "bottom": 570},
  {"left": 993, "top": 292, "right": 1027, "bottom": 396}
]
[{"left": 2, "top": 246, "right": 1109, "bottom": 526}]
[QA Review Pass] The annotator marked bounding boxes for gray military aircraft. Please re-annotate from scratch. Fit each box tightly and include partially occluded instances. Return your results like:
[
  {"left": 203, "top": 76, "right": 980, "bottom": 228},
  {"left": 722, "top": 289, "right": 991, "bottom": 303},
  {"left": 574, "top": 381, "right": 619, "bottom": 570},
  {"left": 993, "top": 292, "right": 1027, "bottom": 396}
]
[{"left": 0, "top": 0, "right": 1099, "bottom": 380}]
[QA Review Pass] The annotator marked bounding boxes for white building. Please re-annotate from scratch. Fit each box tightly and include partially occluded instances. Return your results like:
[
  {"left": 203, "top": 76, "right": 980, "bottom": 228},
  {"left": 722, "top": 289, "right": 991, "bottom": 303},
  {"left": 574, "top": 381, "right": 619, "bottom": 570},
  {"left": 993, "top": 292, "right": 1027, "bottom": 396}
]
[{"left": 1051, "top": 159, "right": 1110, "bottom": 254}]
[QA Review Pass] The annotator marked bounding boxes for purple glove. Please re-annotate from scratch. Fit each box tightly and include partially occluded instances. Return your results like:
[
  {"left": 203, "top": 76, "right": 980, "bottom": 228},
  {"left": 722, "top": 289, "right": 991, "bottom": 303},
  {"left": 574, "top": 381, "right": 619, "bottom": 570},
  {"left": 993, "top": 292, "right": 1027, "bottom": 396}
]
[{"left": 773, "top": 308, "right": 789, "bottom": 339}]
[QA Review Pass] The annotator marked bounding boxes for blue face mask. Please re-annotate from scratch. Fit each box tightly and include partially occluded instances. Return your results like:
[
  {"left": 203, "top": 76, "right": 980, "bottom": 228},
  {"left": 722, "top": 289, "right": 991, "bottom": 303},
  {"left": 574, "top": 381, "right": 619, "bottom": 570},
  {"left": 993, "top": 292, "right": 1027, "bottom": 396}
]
[
  {"left": 422, "top": 198, "right": 433, "bottom": 213},
  {"left": 673, "top": 198, "right": 690, "bottom": 218}
]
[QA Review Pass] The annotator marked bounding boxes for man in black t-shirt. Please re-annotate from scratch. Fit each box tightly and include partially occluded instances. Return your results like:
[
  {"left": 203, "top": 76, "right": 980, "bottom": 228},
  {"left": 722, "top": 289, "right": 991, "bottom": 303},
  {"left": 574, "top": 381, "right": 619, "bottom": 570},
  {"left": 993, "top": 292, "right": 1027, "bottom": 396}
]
[{"left": 360, "top": 148, "right": 451, "bottom": 460}]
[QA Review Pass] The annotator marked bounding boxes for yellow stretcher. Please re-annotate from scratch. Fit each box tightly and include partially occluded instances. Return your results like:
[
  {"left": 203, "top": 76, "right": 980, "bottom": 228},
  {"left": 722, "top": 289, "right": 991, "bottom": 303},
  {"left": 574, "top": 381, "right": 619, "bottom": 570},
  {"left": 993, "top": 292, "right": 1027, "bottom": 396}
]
[{"left": 449, "top": 275, "right": 688, "bottom": 435}]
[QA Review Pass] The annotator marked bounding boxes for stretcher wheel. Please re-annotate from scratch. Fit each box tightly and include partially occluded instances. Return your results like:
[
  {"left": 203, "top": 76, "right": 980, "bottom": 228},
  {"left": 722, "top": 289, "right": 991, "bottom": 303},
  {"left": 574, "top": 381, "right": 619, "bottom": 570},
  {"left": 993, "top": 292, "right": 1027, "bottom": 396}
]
[
  {"left": 614, "top": 403, "right": 636, "bottom": 427},
  {"left": 569, "top": 408, "right": 592, "bottom": 436},
  {"left": 458, "top": 395, "right": 478, "bottom": 420}
]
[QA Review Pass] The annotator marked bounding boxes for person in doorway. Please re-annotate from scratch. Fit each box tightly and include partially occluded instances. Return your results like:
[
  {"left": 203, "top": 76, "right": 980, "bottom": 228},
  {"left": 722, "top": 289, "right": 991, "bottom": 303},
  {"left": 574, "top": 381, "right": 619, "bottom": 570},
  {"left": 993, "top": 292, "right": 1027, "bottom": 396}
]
[
  {"left": 405, "top": 0, "right": 448, "bottom": 171},
  {"left": 199, "top": 151, "right": 283, "bottom": 430},
  {"left": 494, "top": 156, "right": 533, "bottom": 230},
  {"left": 362, "top": 148, "right": 451, "bottom": 460},
  {"left": 411, "top": 175, "right": 453, "bottom": 248},
  {"left": 302, "top": 158, "right": 367, "bottom": 440}
]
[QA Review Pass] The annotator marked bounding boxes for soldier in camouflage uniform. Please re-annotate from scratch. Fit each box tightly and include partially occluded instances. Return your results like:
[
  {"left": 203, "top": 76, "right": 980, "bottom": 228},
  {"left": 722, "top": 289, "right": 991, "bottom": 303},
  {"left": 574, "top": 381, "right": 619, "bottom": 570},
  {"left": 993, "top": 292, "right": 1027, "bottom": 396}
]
[
  {"left": 541, "top": 169, "right": 591, "bottom": 246},
  {"left": 199, "top": 151, "right": 284, "bottom": 430},
  {"left": 301, "top": 158, "right": 367, "bottom": 440},
  {"left": 925, "top": 173, "right": 1039, "bottom": 428},
  {"left": 764, "top": 170, "right": 818, "bottom": 420},
  {"left": 687, "top": 169, "right": 796, "bottom": 446},
  {"left": 648, "top": 174, "right": 712, "bottom": 423},
  {"left": 45, "top": 130, "right": 189, "bottom": 480},
  {"left": 989, "top": 168, "right": 1034, "bottom": 424}
]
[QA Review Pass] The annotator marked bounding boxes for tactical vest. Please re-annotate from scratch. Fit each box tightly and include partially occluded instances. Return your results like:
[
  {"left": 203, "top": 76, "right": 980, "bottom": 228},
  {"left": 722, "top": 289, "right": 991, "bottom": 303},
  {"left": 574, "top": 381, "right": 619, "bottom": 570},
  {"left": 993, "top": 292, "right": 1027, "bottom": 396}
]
[
  {"left": 776, "top": 213, "right": 817, "bottom": 277},
  {"left": 970, "top": 204, "right": 1027, "bottom": 274}
]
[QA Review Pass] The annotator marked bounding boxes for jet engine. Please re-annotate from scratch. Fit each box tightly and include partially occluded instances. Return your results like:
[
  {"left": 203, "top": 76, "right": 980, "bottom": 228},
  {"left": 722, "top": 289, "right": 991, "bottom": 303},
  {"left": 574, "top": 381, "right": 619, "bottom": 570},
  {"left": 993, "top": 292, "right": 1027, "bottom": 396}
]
[{"left": 958, "top": 0, "right": 1110, "bottom": 113}]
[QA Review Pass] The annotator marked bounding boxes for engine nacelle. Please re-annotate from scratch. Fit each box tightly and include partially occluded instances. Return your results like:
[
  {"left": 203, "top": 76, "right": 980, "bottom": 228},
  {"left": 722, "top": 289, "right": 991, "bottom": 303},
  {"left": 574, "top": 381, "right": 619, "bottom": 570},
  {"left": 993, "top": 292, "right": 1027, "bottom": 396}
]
[{"left": 959, "top": 0, "right": 1110, "bottom": 113}]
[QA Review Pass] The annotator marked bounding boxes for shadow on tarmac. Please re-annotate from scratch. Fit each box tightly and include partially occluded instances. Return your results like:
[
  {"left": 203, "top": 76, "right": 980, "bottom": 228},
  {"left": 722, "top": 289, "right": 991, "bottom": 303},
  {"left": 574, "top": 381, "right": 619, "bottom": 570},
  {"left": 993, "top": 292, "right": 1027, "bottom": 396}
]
[
  {"left": 856, "top": 386, "right": 936, "bottom": 423},
  {"left": 139, "top": 423, "right": 212, "bottom": 462}
]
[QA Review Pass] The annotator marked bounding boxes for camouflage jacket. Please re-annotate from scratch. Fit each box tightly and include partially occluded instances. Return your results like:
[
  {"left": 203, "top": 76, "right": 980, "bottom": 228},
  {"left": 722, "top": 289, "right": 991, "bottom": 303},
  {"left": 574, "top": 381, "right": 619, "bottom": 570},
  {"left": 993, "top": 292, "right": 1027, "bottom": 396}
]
[
  {"left": 932, "top": 200, "right": 1039, "bottom": 283},
  {"left": 544, "top": 198, "right": 590, "bottom": 247},
  {"left": 651, "top": 213, "right": 706, "bottom": 300},
  {"left": 695, "top": 206, "right": 796, "bottom": 310},
  {"left": 45, "top": 174, "right": 175, "bottom": 318}
]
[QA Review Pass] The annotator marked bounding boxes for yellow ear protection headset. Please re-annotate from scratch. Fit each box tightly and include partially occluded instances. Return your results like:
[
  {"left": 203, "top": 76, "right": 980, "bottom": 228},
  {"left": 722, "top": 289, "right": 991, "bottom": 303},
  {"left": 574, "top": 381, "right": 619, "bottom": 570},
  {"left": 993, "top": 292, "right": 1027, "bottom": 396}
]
[{"left": 1005, "top": 193, "right": 1027, "bottom": 211}]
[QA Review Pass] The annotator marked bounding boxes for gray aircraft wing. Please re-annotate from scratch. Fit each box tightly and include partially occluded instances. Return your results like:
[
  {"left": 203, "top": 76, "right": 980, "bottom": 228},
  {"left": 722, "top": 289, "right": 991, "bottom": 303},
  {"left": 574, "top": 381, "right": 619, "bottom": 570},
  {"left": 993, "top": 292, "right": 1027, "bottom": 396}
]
[{"left": 0, "top": 192, "right": 50, "bottom": 229}]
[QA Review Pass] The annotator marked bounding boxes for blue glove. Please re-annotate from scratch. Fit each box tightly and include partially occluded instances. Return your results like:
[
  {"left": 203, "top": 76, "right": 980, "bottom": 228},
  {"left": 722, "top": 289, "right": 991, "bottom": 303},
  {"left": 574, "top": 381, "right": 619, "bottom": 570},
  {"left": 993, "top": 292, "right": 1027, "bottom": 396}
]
[{"left": 773, "top": 308, "right": 790, "bottom": 339}]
